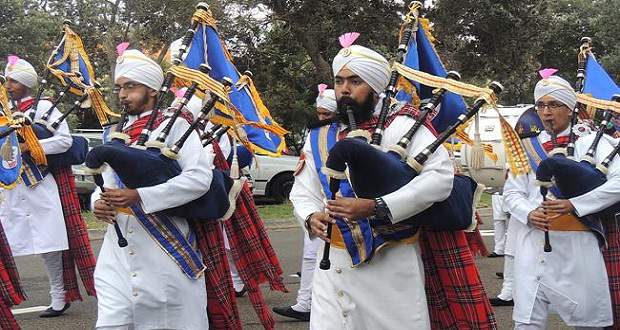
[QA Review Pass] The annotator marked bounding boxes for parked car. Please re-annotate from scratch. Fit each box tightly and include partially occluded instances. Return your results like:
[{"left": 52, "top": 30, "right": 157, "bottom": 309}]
[{"left": 244, "top": 154, "right": 299, "bottom": 203}]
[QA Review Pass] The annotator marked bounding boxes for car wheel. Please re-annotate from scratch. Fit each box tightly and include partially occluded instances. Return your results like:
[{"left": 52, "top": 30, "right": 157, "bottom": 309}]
[{"left": 269, "top": 172, "right": 294, "bottom": 203}]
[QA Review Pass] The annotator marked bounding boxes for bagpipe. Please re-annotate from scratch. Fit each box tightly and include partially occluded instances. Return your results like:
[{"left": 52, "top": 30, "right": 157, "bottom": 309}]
[
  {"left": 534, "top": 36, "right": 620, "bottom": 251},
  {"left": 323, "top": 80, "right": 503, "bottom": 230},
  {"left": 536, "top": 96, "right": 620, "bottom": 219},
  {"left": 85, "top": 3, "right": 243, "bottom": 224},
  {"left": 1, "top": 20, "right": 118, "bottom": 170}
]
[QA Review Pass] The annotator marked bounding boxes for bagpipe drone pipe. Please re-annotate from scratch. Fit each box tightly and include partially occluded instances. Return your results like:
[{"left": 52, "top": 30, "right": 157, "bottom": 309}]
[
  {"left": 536, "top": 95, "right": 620, "bottom": 220},
  {"left": 324, "top": 80, "right": 504, "bottom": 231}
]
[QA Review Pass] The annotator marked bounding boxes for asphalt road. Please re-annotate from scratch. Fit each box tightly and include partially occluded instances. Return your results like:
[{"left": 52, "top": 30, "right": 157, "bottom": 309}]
[{"left": 12, "top": 209, "right": 569, "bottom": 329}]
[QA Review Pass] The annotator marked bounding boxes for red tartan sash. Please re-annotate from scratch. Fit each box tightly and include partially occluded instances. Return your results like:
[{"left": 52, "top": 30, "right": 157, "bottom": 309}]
[
  {"left": 15, "top": 97, "right": 35, "bottom": 113},
  {"left": 542, "top": 135, "right": 569, "bottom": 152},
  {"left": 0, "top": 220, "right": 25, "bottom": 330}
]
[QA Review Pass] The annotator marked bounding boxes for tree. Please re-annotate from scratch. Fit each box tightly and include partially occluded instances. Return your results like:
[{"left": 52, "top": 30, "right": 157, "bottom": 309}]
[{"left": 428, "top": 0, "right": 549, "bottom": 104}]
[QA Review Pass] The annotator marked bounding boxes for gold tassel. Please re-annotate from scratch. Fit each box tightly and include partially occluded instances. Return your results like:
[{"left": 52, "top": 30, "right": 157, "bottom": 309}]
[
  {"left": 470, "top": 112, "right": 484, "bottom": 169},
  {"left": 498, "top": 114, "right": 530, "bottom": 176},
  {"left": 19, "top": 126, "right": 47, "bottom": 166}
]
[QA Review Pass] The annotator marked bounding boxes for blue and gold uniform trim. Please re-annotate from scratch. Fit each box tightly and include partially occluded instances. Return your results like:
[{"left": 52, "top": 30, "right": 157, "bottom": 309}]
[
  {"left": 130, "top": 205, "right": 206, "bottom": 280},
  {"left": 20, "top": 155, "right": 48, "bottom": 187},
  {"left": 114, "top": 171, "right": 206, "bottom": 280}
]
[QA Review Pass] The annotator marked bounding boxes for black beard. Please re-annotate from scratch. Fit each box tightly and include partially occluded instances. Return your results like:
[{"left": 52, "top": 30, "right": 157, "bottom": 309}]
[
  {"left": 336, "top": 93, "right": 375, "bottom": 128},
  {"left": 124, "top": 92, "right": 151, "bottom": 116}
]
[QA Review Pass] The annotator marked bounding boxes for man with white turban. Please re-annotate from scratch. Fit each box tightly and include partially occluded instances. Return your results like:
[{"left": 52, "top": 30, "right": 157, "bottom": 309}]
[
  {"left": 1, "top": 56, "right": 73, "bottom": 317},
  {"left": 92, "top": 49, "right": 213, "bottom": 329},
  {"left": 289, "top": 34, "right": 457, "bottom": 328},
  {"left": 315, "top": 86, "right": 338, "bottom": 121},
  {"left": 504, "top": 73, "right": 614, "bottom": 328}
]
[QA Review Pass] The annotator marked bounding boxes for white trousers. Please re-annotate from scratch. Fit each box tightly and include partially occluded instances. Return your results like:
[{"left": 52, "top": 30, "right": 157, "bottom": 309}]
[
  {"left": 292, "top": 235, "right": 321, "bottom": 312},
  {"left": 41, "top": 251, "right": 66, "bottom": 310},
  {"left": 497, "top": 254, "right": 514, "bottom": 301},
  {"left": 227, "top": 250, "right": 244, "bottom": 292},
  {"left": 514, "top": 284, "right": 604, "bottom": 330},
  {"left": 491, "top": 194, "right": 508, "bottom": 254},
  {"left": 493, "top": 219, "right": 507, "bottom": 255}
]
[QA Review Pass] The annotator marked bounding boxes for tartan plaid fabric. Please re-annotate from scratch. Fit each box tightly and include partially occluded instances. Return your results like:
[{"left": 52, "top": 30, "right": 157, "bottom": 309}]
[
  {"left": 466, "top": 212, "right": 490, "bottom": 257},
  {"left": 0, "top": 222, "right": 24, "bottom": 306},
  {"left": 51, "top": 167, "right": 97, "bottom": 302},
  {"left": 420, "top": 230, "right": 497, "bottom": 329},
  {"left": 0, "top": 222, "right": 24, "bottom": 330},
  {"left": 195, "top": 221, "right": 242, "bottom": 330},
  {"left": 0, "top": 297, "right": 19, "bottom": 330},
  {"left": 212, "top": 142, "right": 287, "bottom": 330},
  {"left": 602, "top": 214, "right": 620, "bottom": 329}
]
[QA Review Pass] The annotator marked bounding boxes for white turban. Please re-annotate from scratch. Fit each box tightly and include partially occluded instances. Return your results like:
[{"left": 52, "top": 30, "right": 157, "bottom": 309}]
[
  {"left": 316, "top": 88, "right": 337, "bottom": 113},
  {"left": 114, "top": 49, "right": 164, "bottom": 91},
  {"left": 534, "top": 75, "right": 576, "bottom": 109},
  {"left": 4, "top": 57, "right": 38, "bottom": 89},
  {"left": 332, "top": 45, "right": 390, "bottom": 95}
]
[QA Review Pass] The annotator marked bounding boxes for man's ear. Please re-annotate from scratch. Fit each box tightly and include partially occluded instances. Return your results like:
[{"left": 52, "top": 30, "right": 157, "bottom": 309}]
[
  {"left": 373, "top": 92, "right": 381, "bottom": 105},
  {"left": 148, "top": 88, "right": 158, "bottom": 97}
]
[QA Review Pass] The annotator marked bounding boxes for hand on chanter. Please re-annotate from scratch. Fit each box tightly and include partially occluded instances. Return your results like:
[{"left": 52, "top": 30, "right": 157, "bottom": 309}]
[
  {"left": 93, "top": 199, "right": 116, "bottom": 224},
  {"left": 101, "top": 188, "right": 141, "bottom": 208},
  {"left": 308, "top": 212, "right": 336, "bottom": 243},
  {"left": 327, "top": 197, "right": 375, "bottom": 221},
  {"left": 541, "top": 199, "right": 575, "bottom": 215},
  {"left": 527, "top": 207, "right": 551, "bottom": 231}
]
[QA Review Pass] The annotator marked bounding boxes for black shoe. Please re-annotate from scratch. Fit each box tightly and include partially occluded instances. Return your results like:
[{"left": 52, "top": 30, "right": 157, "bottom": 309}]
[
  {"left": 488, "top": 252, "right": 504, "bottom": 258},
  {"left": 39, "top": 303, "right": 71, "bottom": 318},
  {"left": 296, "top": 271, "right": 302, "bottom": 277},
  {"left": 272, "top": 306, "right": 310, "bottom": 321},
  {"left": 495, "top": 272, "right": 504, "bottom": 279},
  {"left": 235, "top": 286, "right": 247, "bottom": 297},
  {"left": 489, "top": 297, "right": 514, "bottom": 306}
]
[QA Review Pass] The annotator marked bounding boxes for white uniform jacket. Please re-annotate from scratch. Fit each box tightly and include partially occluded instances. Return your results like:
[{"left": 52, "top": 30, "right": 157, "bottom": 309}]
[{"left": 504, "top": 129, "right": 616, "bottom": 326}]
